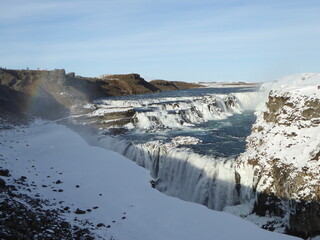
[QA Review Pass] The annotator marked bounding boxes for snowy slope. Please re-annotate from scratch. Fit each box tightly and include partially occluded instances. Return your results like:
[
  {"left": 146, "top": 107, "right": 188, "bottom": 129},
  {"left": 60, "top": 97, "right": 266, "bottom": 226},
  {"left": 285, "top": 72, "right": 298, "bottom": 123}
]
[
  {"left": 237, "top": 73, "right": 320, "bottom": 198},
  {"left": 0, "top": 121, "right": 300, "bottom": 240},
  {"left": 236, "top": 73, "right": 320, "bottom": 237}
]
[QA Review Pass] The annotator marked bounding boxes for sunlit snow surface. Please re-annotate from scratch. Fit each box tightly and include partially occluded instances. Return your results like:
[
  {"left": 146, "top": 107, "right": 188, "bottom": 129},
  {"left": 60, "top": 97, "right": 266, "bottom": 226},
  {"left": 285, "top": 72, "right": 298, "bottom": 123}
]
[
  {"left": 237, "top": 73, "right": 320, "bottom": 200},
  {"left": 0, "top": 122, "right": 300, "bottom": 240}
]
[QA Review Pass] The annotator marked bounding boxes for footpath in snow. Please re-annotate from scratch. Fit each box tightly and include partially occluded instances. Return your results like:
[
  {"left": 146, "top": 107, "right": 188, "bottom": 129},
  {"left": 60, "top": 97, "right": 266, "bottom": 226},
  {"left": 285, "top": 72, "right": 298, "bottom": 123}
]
[{"left": 0, "top": 120, "right": 300, "bottom": 240}]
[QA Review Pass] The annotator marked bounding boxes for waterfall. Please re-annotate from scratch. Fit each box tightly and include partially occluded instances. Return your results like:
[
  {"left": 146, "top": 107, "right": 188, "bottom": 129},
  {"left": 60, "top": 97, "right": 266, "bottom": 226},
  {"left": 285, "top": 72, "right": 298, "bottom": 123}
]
[
  {"left": 94, "top": 91, "right": 262, "bottom": 132},
  {"left": 84, "top": 90, "right": 262, "bottom": 210},
  {"left": 92, "top": 136, "right": 239, "bottom": 211}
]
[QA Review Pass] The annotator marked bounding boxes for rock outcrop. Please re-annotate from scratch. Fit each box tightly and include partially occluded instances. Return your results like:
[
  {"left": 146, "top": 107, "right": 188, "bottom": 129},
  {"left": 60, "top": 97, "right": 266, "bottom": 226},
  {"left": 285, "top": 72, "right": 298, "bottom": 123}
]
[
  {"left": 99, "top": 73, "right": 160, "bottom": 95},
  {"left": 236, "top": 73, "right": 320, "bottom": 238},
  {"left": 149, "top": 79, "right": 202, "bottom": 91},
  {"left": 0, "top": 68, "right": 90, "bottom": 119}
]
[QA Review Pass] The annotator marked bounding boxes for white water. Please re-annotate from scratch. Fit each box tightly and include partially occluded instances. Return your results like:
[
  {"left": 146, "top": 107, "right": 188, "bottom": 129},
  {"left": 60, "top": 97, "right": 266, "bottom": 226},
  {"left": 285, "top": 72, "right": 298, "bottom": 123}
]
[
  {"left": 85, "top": 90, "right": 263, "bottom": 211},
  {"left": 89, "top": 137, "right": 238, "bottom": 210},
  {"left": 96, "top": 91, "right": 262, "bottom": 132}
]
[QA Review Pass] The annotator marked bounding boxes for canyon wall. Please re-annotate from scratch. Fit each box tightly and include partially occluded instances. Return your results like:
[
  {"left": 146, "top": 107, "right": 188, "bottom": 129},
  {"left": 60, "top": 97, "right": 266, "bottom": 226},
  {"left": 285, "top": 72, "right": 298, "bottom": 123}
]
[
  {"left": 0, "top": 68, "right": 201, "bottom": 120},
  {"left": 236, "top": 73, "right": 320, "bottom": 238}
]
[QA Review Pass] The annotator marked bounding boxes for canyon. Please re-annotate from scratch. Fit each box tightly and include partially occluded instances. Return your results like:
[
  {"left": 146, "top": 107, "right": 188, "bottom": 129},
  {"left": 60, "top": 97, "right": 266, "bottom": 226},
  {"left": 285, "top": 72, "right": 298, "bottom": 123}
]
[{"left": 0, "top": 68, "right": 319, "bottom": 239}]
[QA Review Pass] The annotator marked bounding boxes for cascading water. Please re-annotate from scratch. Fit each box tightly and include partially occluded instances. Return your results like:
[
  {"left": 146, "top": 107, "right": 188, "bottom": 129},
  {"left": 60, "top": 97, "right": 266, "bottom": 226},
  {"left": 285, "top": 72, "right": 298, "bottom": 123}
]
[{"left": 85, "top": 87, "right": 263, "bottom": 211}]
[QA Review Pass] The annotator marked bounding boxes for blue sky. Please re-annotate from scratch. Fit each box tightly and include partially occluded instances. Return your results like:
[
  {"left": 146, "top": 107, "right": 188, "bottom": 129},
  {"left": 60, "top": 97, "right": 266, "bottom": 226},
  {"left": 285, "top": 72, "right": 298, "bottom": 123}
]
[{"left": 1, "top": 0, "right": 320, "bottom": 82}]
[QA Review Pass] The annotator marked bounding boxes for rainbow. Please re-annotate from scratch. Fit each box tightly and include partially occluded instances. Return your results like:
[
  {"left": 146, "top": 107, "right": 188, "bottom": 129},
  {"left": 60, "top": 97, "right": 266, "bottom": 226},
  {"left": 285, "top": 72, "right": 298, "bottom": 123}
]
[{"left": 21, "top": 71, "right": 45, "bottom": 116}]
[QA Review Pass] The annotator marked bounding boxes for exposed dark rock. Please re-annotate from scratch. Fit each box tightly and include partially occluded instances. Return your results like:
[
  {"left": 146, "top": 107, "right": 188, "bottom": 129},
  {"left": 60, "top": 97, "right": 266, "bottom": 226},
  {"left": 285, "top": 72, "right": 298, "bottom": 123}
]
[
  {"left": 74, "top": 208, "right": 86, "bottom": 214},
  {"left": 104, "top": 127, "right": 129, "bottom": 136},
  {"left": 288, "top": 200, "right": 320, "bottom": 239},
  {"left": 19, "top": 176, "right": 27, "bottom": 182},
  {"left": 0, "top": 169, "right": 10, "bottom": 177},
  {"left": 253, "top": 193, "right": 285, "bottom": 217},
  {"left": 263, "top": 96, "right": 291, "bottom": 123},
  {"left": 301, "top": 99, "right": 320, "bottom": 119},
  {"left": 75, "top": 108, "right": 135, "bottom": 129},
  {"left": 55, "top": 180, "right": 63, "bottom": 184},
  {"left": 0, "top": 176, "right": 95, "bottom": 239},
  {"left": 150, "top": 180, "right": 156, "bottom": 188},
  {"left": 96, "top": 223, "right": 105, "bottom": 228},
  {"left": 0, "top": 178, "right": 6, "bottom": 188}
]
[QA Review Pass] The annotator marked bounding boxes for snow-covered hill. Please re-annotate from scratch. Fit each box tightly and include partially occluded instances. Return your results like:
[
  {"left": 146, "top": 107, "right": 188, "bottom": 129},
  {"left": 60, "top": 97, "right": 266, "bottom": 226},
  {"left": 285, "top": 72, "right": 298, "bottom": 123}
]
[
  {"left": 0, "top": 121, "right": 300, "bottom": 240},
  {"left": 236, "top": 73, "right": 320, "bottom": 238}
]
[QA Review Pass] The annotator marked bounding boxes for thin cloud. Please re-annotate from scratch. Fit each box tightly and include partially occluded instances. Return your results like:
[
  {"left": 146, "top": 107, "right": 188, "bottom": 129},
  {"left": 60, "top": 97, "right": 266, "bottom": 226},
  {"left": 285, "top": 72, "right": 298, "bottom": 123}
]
[{"left": 1, "top": 0, "right": 320, "bottom": 82}]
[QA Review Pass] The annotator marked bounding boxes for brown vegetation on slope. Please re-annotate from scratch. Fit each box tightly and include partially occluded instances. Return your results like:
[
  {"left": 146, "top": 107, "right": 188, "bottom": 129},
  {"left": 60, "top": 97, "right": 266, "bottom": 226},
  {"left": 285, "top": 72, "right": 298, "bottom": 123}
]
[{"left": 149, "top": 79, "right": 203, "bottom": 92}]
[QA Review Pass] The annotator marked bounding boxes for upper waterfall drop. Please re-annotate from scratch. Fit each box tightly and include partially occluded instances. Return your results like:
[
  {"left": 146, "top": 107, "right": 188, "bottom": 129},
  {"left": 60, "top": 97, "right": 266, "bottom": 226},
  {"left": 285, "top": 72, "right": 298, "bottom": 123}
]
[
  {"left": 93, "top": 88, "right": 263, "bottom": 133},
  {"left": 232, "top": 92, "right": 264, "bottom": 111}
]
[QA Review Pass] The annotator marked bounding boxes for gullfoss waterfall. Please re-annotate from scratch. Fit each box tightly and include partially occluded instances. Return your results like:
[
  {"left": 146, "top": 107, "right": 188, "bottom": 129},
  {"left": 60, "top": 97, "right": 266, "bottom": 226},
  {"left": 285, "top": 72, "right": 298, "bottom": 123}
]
[{"left": 82, "top": 87, "right": 263, "bottom": 211}]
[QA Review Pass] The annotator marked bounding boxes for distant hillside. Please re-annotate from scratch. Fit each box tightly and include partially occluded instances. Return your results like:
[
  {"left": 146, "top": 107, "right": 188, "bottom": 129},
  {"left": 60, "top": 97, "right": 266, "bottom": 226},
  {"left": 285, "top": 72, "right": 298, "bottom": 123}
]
[
  {"left": 0, "top": 68, "right": 200, "bottom": 120},
  {"left": 149, "top": 80, "right": 203, "bottom": 91},
  {"left": 99, "top": 73, "right": 160, "bottom": 95}
]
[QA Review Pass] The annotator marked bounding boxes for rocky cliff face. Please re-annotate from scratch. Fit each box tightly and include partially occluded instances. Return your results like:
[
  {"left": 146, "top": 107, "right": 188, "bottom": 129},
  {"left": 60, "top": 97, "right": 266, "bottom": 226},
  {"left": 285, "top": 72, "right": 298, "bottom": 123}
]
[
  {"left": 236, "top": 73, "right": 320, "bottom": 238},
  {"left": 0, "top": 68, "right": 80, "bottom": 119},
  {"left": 99, "top": 73, "right": 160, "bottom": 95},
  {"left": 0, "top": 69, "right": 202, "bottom": 121}
]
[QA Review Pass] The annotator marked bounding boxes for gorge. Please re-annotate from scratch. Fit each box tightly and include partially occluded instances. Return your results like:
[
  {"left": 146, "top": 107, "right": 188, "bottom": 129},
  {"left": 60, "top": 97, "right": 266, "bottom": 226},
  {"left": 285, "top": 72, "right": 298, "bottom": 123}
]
[{"left": 0, "top": 68, "right": 319, "bottom": 239}]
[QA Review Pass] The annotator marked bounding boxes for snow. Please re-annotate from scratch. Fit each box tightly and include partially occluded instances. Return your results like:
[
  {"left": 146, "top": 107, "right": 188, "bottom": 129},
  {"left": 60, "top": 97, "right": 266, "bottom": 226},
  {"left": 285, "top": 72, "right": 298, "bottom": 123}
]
[
  {"left": 0, "top": 121, "right": 300, "bottom": 240},
  {"left": 259, "top": 73, "right": 320, "bottom": 110},
  {"left": 196, "top": 82, "right": 261, "bottom": 89},
  {"left": 262, "top": 73, "right": 320, "bottom": 94},
  {"left": 237, "top": 72, "right": 320, "bottom": 201},
  {"left": 171, "top": 136, "right": 202, "bottom": 146},
  {"left": 264, "top": 76, "right": 320, "bottom": 165},
  {"left": 88, "top": 106, "right": 133, "bottom": 117},
  {"left": 77, "top": 133, "right": 239, "bottom": 211}
]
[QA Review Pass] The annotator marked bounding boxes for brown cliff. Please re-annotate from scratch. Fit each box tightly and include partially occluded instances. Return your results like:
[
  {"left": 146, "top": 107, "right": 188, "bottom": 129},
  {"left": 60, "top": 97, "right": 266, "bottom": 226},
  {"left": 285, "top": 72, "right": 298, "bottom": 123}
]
[
  {"left": 0, "top": 68, "right": 200, "bottom": 120},
  {"left": 149, "top": 80, "right": 202, "bottom": 92}
]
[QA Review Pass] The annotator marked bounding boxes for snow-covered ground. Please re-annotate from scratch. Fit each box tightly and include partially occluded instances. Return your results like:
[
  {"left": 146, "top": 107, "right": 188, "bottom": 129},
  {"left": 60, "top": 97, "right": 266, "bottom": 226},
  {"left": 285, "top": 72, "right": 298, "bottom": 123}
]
[
  {"left": 196, "top": 82, "right": 261, "bottom": 89},
  {"left": 0, "top": 121, "right": 300, "bottom": 240}
]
